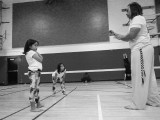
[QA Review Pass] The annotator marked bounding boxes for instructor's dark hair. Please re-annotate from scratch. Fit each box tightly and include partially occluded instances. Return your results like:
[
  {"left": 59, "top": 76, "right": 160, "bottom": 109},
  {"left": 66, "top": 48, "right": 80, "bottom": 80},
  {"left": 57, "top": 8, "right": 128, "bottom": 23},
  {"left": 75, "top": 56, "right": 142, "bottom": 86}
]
[{"left": 128, "top": 2, "right": 143, "bottom": 19}]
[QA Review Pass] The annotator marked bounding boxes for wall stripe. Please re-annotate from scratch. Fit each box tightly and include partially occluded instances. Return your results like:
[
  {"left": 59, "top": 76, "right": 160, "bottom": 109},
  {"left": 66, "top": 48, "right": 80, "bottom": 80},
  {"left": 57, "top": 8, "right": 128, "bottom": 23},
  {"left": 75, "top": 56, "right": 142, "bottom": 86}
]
[
  {"left": 24, "top": 66, "right": 160, "bottom": 75},
  {"left": 0, "top": 38, "right": 159, "bottom": 56}
]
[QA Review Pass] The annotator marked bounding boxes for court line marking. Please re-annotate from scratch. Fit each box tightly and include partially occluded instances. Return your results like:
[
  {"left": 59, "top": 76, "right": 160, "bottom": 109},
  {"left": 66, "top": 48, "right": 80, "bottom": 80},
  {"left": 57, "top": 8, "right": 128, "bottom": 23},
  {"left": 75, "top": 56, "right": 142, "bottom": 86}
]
[
  {"left": 0, "top": 84, "right": 49, "bottom": 96},
  {"left": 77, "top": 89, "right": 131, "bottom": 93},
  {"left": 0, "top": 90, "right": 62, "bottom": 120},
  {"left": 0, "top": 86, "right": 18, "bottom": 91},
  {"left": 97, "top": 94, "right": 103, "bottom": 120},
  {"left": 116, "top": 81, "right": 160, "bottom": 94},
  {"left": 24, "top": 66, "right": 160, "bottom": 75},
  {"left": 116, "top": 81, "right": 132, "bottom": 88},
  {"left": 32, "top": 87, "right": 77, "bottom": 120},
  {"left": 0, "top": 88, "right": 29, "bottom": 96}
]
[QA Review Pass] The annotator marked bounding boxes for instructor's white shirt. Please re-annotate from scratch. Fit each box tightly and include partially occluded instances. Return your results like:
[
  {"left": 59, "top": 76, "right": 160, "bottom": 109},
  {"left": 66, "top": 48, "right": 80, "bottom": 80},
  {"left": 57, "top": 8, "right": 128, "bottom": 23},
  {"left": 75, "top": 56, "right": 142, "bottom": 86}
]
[{"left": 129, "top": 15, "right": 151, "bottom": 51}]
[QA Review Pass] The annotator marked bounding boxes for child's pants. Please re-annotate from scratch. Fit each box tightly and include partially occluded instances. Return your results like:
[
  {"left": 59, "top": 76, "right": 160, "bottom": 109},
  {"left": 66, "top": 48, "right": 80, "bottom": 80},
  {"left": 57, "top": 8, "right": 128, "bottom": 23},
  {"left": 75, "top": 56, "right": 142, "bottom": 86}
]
[
  {"left": 28, "top": 70, "right": 41, "bottom": 102},
  {"left": 52, "top": 76, "right": 65, "bottom": 93}
]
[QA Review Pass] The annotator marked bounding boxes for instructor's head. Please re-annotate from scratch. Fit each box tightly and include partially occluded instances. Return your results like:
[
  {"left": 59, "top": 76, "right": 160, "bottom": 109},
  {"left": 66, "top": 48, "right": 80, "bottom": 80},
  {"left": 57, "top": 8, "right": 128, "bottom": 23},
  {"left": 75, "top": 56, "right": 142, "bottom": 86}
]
[{"left": 126, "top": 2, "right": 143, "bottom": 19}]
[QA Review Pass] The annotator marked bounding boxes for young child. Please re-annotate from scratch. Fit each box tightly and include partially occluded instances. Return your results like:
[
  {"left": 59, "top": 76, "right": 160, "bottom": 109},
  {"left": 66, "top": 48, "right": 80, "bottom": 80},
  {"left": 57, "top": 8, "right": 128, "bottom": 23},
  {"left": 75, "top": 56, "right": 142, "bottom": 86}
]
[
  {"left": 23, "top": 39, "right": 44, "bottom": 112},
  {"left": 52, "top": 63, "right": 66, "bottom": 95},
  {"left": 81, "top": 72, "right": 92, "bottom": 83},
  {"left": 123, "top": 53, "right": 131, "bottom": 81}
]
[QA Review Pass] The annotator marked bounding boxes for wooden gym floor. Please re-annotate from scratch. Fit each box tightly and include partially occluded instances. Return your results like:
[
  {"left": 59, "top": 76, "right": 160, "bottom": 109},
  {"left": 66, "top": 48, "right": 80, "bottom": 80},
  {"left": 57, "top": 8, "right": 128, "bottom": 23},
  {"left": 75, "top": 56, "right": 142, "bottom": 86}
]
[{"left": 0, "top": 80, "right": 160, "bottom": 120}]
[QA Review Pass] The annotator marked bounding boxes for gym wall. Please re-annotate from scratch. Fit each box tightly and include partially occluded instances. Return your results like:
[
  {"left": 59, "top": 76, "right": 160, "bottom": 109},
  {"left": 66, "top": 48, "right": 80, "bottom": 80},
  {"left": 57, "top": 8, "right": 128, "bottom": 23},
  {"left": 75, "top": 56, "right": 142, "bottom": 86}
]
[
  {"left": 0, "top": 0, "right": 159, "bottom": 84},
  {"left": 20, "top": 47, "right": 160, "bottom": 83}
]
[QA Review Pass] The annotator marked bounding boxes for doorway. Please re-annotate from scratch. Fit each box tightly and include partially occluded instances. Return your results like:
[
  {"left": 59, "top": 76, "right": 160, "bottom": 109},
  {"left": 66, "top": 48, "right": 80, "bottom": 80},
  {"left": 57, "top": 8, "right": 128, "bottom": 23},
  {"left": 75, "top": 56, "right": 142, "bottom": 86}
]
[{"left": 7, "top": 57, "right": 18, "bottom": 85}]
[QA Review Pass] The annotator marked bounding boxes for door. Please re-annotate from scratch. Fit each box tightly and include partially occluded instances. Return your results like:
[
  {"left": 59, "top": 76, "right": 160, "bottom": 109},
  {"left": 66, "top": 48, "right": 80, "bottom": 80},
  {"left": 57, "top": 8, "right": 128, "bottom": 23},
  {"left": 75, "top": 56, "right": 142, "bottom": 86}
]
[{"left": 7, "top": 58, "right": 18, "bottom": 85}]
